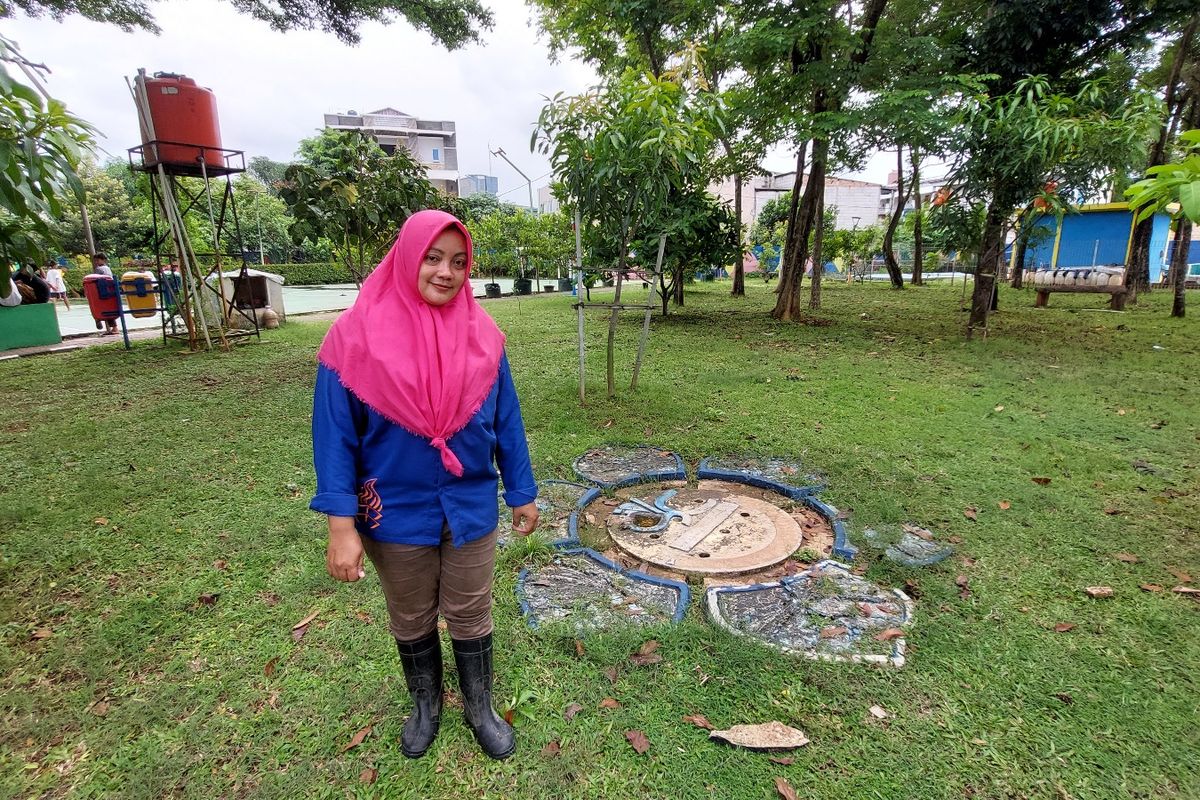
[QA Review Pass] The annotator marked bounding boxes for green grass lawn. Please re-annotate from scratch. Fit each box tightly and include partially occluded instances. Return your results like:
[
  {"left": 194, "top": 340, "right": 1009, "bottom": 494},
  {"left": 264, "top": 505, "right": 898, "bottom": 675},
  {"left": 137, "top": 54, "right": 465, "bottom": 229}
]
[{"left": 2, "top": 279, "right": 1197, "bottom": 799}]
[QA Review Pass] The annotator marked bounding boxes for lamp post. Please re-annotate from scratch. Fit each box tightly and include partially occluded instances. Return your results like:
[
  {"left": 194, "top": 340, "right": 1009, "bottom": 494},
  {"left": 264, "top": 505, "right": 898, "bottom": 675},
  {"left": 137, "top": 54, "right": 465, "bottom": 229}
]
[{"left": 491, "top": 146, "right": 535, "bottom": 215}]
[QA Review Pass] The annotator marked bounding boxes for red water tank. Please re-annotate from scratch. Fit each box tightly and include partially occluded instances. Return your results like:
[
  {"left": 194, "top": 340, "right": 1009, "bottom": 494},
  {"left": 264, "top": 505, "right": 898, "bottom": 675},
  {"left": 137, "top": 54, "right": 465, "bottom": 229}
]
[
  {"left": 143, "top": 73, "right": 224, "bottom": 170},
  {"left": 83, "top": 274, "right": 120, "bottom": 325}
]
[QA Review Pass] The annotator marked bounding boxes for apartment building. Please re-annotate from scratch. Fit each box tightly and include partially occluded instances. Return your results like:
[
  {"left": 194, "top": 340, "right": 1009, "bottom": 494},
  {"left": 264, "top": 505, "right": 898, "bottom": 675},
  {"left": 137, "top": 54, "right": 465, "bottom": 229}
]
[
  {"left": 712, "top": 171, "right": 886, "bottom": 232},
  {"left": 323, "top": 107, "right": 459, "bottom": 195}
]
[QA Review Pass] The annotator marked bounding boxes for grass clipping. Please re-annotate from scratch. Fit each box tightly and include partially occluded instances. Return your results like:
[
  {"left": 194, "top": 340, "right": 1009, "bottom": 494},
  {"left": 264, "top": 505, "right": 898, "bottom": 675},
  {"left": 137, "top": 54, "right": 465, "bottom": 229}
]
[{"left": 710, "top": 721, "right": 810, "bottom": 751}]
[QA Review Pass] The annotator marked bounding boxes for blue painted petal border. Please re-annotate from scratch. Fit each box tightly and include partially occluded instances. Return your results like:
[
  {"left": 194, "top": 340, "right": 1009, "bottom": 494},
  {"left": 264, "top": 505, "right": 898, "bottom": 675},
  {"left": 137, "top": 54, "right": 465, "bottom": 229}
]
[{"left": 515, "top": 546, "right": 691, "bottom": 630}]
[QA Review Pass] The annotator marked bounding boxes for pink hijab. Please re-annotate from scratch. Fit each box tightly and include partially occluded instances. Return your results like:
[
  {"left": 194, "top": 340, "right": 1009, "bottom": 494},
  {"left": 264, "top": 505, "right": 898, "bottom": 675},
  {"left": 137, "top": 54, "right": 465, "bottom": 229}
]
[{"left": 317, "top": 210, "right": 506, "bottom": 477}]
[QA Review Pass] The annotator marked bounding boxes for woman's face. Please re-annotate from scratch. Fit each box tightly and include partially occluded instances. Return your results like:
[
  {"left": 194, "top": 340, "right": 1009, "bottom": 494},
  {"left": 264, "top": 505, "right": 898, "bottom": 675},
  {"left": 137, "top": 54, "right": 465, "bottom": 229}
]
[{"left": 417, "top": 228, "right": 469, "bottom": 306}]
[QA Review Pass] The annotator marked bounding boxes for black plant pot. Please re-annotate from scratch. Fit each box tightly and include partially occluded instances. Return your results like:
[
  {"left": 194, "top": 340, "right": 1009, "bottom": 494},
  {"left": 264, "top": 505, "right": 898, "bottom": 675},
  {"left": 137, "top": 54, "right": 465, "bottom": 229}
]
[
  {"left": 484, "top": 283, "right": 502, "bottom": 299},
  {"left": 557, "top": 278, "right": 573, "bottom": 292},
  {"left": 513, "top": 278, "right": 533, "bottom": 295}
]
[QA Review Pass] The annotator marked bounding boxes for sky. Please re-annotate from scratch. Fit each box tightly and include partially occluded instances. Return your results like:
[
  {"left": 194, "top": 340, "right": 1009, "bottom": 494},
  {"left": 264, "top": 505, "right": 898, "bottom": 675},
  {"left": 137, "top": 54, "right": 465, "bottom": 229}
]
[{"left": 4, "top": 0, "right": 894, "bottom": 201}]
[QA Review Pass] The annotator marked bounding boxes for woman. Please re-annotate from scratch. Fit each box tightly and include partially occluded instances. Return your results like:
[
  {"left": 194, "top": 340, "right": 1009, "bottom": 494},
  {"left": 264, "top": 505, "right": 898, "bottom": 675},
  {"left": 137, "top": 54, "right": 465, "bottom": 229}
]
[{"left": 310, "top": 210, "right": 539, "bottom": 760}]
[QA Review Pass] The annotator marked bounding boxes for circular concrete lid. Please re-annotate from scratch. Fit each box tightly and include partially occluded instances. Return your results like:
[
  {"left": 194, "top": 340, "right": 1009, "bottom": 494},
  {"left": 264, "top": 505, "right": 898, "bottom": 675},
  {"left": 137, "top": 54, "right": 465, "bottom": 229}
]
[{"left": 606, "top": 484, "right": 806, "bottom": 575}]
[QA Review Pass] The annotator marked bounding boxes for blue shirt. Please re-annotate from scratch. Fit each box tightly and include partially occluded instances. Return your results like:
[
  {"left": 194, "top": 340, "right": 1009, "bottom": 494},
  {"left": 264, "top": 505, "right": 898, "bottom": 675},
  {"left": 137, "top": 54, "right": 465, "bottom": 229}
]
[{"left": 309, "top": 354, "right": 537, "bottom": 546}]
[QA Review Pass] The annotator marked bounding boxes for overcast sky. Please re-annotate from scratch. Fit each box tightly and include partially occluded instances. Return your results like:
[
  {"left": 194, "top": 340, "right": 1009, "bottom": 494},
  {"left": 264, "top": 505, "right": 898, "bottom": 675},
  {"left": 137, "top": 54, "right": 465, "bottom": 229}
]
[{"left": 5, "top": 0, "right": 893, "bottom": 200}]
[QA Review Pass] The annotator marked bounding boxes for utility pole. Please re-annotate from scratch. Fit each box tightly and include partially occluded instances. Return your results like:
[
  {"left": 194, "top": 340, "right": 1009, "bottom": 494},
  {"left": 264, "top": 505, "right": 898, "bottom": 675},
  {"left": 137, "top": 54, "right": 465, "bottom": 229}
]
[{"left": 491, "top": 146, "right": 535, "bottom": 215}]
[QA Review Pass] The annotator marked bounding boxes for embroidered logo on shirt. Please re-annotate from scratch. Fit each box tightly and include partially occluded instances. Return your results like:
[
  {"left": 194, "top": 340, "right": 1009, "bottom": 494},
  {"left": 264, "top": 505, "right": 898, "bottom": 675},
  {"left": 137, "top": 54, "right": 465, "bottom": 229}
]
[{"left": 358, "top": 478, "right": 383, "bottom": 529}]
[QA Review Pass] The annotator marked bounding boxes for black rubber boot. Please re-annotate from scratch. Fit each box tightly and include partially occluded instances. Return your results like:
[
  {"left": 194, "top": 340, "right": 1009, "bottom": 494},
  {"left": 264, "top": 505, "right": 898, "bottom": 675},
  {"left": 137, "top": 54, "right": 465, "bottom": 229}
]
[
  {"left": 451, "top": 633, "right": 515, "bottom": 759},
  {"left": 395, "top": 630, "right": 443, "bottom": 758}
]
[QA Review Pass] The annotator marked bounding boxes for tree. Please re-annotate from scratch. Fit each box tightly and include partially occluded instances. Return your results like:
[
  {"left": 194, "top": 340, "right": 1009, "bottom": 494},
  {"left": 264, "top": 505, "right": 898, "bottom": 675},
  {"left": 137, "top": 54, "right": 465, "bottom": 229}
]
[
  {"left": 52, "top": 159, "right": 151, "bottom": 258},
  {"left": 1125, "top": 128, "right": 1200, "bottom": 317},
  {"left": 247, "top": 156, "right": 290, "bottom": 195},
  {"left": 0, "top": 34, "right": 94, "bottom": 267},
  {"left": 232, "top": 176, "right": 294, "bottom": 264},
  {"left": 279, "top": 130, "right": 440, "bottom": 284},
  {"left": 2, "top": 0, "right": 493, "bottom": 47},
  {"left": 946, "top": 74, "right": 1161, "bottom": 337},
  {"left": 535, "top": 69, "right": 724, "bottom": 397}
]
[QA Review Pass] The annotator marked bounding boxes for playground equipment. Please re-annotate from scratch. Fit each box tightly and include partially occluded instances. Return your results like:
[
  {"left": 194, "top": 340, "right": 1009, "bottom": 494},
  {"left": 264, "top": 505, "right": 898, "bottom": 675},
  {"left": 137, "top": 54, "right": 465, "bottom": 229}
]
[{"left": 126, "top": 68, "right": 260, "bottom": 351}]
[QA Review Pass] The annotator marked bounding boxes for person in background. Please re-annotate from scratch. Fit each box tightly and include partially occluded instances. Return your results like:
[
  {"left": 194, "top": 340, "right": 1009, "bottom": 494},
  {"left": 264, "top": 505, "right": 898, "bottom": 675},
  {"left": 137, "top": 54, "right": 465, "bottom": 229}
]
[
  {"left": 310, "top": 210, "right": 539, "bottom": 761},
  {"left": 13, "top": 264, "right": 50, "bottom": 304},
  {"left": 43, "top": 261, "right": 70, "bottom": 309}
]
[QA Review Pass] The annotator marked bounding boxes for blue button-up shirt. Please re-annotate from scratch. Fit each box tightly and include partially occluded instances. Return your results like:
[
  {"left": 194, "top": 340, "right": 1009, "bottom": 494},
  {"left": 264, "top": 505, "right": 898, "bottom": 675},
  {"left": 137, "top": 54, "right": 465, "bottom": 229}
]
[{"left": 310, "top": 354, "right": 537, "bottom": 546}]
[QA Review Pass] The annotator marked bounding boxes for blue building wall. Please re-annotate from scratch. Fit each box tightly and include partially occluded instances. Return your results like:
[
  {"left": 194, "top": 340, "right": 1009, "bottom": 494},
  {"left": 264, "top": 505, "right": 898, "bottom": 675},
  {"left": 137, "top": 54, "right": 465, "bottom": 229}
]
[{"left": 1021, "top": 205, "right": 1172, "bottom": 282}]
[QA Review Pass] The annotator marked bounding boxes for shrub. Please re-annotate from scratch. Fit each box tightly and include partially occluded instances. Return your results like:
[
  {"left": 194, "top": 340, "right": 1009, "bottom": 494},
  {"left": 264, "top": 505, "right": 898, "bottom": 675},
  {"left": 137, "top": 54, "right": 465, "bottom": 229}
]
[{"left": 269, "top": 262, "right": 354, "bottom": 285}]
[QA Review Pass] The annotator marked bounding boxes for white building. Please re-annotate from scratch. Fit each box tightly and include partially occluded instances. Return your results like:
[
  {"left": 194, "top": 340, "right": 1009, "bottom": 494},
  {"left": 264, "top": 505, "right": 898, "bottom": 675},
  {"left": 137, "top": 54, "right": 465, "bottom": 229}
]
[
  {"left": 712, "top": 171, "right": 887, "bottom": 232},
  {"left": 537, "top": 185, "right": 560, "bottom": 215},
  {"left": 323, "top": 107, "right": 459, "bottom": 195}
]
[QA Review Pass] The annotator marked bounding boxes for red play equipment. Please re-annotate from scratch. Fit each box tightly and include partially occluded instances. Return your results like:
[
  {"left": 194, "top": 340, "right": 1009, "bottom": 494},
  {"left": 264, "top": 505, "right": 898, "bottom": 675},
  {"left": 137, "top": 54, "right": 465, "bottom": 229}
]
[{"left": 82, "top": 274, "right": 120, "bottom": 328}]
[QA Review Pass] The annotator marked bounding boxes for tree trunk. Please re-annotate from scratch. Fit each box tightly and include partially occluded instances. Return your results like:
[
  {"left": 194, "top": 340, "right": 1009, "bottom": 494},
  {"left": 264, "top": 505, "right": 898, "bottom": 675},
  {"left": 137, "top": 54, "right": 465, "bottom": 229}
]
[
  {"left": 882, "top": 147, "right": 909, "bottom": 289},
  {"left": 731, "top": 172, "right": 746, "bottom": 296},
  {"left": 911, "top": 148, "right": 924, "bottom": 286},
  {"left": 809, "top": 190, "right": 825, "bottom": 309},
  {"left": 967, "top": 202, "right": 1007, "bottom": 338},
  {"left": 672, "top": 263, "right": 684, "bottom": 306},
  {"left": 1170, "top": 217, "right": 1191, "bottom": 318},
  {"left": 772, "top": 138, "right": 826, "bottom": 321},
  {"left": 1011, "top": 205, "right": 1039, "bottom": 289},
  {"left": 659, "top": 268, "right": 670, "bottom": 316}
]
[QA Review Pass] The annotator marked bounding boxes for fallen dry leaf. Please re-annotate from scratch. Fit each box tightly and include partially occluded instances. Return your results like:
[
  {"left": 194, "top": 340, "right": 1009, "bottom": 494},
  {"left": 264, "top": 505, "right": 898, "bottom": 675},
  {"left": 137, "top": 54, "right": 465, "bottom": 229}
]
[
  {"left": 1117, "top": 409, "right": 1126, "bottom": 416},
  {"left": 1139, "top": 584, "right": 1163, "bottom": 593},
  {"left": 1172, "top": 586, "right": 1200, "bottom": 596},
  {"left": 564, "top": 702, "right": 584, "bottom": 721},
  {"left": 873, "top": 628, "right": 905, "bottom": 642},
  {"left": 30, "top": 628, "right": 53, "bottom": 641},
  {"left": 775, "top": 776, "right": 799, "bottom": 800},
  {"left": 709, "top": 721, "right": 810, "bottom": 751},
  {"left": 359, "top": 768, "right": 378, "bottom": 785},
  {"left": 903, "top": 579, "right": 922, "bottom": 599},
  {"left": 354, "top": 610, "right": 373, "bottom": 624},
  {"left": 963, "top": 506, "right": 978, "bottom": 521},
  {"left": 636, "top": 640, "right": 660, "bottom": 656},
  {"left": 1031, "top": 477, "right": 1052, "bottom": 486},
  {"left": 340, "top": 725, "right": 372, "bottom": 753},
  {"left": 1167, "top": 567, "right": 1193, "bottom": 583},
  {"left": 599, "top": 697, "right": 622, "bottom": 710},
  {"left": 868, "top": 705, "right": 889, "bottom": 720},
  {"left": 90, "top": 700, "right": 110, "bottom": 717},
  {"left": 769, "top": 756, "right": 795, "bottom": 766},
  {"left": 625, "top": 729, "right": 651, "bottom": 754},
  {"left": 503, "top": 708, "right": 515, "bottom": 725},
  {"left": 602, "top": 666, "right": 619, "bottom": 684},
  {"left": 998, "top": 500, "right": 1011, "bottom": 510},
  {"left": 292, "top": 610, "right": 320, "bottom": 630},
  {"left": 93, "top": 517, "right": 109, "bottom": 526},
  {"left": 1103, "top": 508, "right": 1122, "bottom": 516},
  {"left": 994, "top": 404, "right": 1005, "bottom": 412},
  {"left": 903, "top": 523, "right": 934, "bottom": 541},
  {"left": 260, "top": 591, "right": 280, "bottom": 607},
  {"left": 820, "top": 626, "right": 848, "bottom": 639},
  {"left": 1084, "top": 586, "right": 1114, "bottom": 599},
  {"left": 292, "top": 626, "right": 309, "bottom": 643},
  {"left": 1053, "top": 623, "right": 1075, "bottom": 633},
  {"left": 574, "top": 639, "right": 585, "bottom": 658},
  {"left": 948, "top": 535, "right": 964, "bottom": 544},
  {"left": 1053, "top": 693, "right": 1074, "bottom": 705},
  {"left": 263, "top": 657, "right": 278, "bottom": 677},
  {"left": 602, "top": 419, "right": 614, "bottom": 428},
  {"left": 1113, "top": 552, "right": 1139, "bottom": 563},
  {"left": 682, "top": 714, "right": 715, "bottom": 730},
  {"left": 542, "top": 740, "right": 562, "bottom": 757},
  {"left": 630, "top": 652, "right": 663, "bottom": 667},
  {"left": 198, "top": 593, "right": 219, "bottom": 606}
]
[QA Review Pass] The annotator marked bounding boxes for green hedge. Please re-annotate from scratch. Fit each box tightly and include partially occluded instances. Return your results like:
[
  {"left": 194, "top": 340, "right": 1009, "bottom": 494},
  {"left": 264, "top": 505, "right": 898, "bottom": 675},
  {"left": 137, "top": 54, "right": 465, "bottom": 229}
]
[{"left": 269, "top": 262, "right": 354, "bottom": 286}]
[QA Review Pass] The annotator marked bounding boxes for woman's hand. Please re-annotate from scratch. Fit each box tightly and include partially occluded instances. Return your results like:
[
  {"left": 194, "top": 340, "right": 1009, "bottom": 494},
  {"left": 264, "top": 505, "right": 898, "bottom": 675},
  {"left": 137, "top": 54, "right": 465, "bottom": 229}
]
[
  {"left": 326, "top": 516, "right": 365, "bottom": 582},
  {"left": 511, "top": 502, "right": 540, "bottom": 537}
]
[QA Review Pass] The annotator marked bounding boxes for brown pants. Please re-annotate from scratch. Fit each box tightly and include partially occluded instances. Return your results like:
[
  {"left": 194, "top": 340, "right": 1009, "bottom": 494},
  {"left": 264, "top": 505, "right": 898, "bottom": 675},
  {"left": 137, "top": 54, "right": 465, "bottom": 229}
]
[{"left": 361, "top": 527, "right": 498, "bottom": 642}]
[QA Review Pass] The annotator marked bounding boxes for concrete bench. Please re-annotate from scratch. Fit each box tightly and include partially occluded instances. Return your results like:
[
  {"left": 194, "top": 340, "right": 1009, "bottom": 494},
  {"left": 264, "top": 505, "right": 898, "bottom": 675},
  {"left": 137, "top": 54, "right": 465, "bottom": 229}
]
[
  {"left": 0, "top": 303, "right": 62, "bottom": 351},
  {"left": 1034, "top": 285, "right": 1127, "bottom": 311}
]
